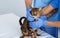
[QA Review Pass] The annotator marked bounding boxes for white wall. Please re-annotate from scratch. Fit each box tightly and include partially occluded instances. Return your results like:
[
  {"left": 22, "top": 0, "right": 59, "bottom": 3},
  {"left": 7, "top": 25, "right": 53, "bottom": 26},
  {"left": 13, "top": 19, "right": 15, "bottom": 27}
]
[{"left": 0, "top": 0, "right": 26, "bottom": 17}]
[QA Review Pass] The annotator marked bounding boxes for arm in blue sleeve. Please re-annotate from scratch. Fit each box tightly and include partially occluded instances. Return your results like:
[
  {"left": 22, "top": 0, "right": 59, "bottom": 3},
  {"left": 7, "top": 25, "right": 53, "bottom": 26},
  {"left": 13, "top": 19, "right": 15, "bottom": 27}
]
[{"left": 50, "top": 0, "right": 58, "bottom": 9}]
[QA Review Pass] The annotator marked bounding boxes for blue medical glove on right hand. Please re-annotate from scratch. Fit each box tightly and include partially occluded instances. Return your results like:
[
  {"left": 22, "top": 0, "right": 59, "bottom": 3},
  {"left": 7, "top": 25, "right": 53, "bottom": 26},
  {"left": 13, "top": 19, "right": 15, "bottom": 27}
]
[
  {"left": 29, "top": 18, "right": 46, "bottom": 29},
  {"left": 40, "top": 15, "right": 47, "bottom": 20},
  {"left": 26, "top": 7, "right": 35, "bottom": 21}
]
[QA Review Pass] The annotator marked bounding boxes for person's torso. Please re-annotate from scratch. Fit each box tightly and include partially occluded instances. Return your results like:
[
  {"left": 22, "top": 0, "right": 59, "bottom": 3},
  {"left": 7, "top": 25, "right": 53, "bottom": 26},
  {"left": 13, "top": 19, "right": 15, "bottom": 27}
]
[
  {"left": 33, "top": 0, "right": 52, "bottom": 8},
  {"left": 58, "top": 0, "right": 60, "bottom": 13},
  {"left": 57, "top": 0, "right": 60, "bottom": 20}
]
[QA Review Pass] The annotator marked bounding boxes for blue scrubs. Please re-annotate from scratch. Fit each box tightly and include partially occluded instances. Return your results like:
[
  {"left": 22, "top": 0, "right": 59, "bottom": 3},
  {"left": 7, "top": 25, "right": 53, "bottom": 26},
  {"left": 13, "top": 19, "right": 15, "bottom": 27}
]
[
  {"left": 46, "top": 13, "right": 58, "bottom": 38},
  {"left": 34, "top": 0, "right": 51, "bottom": 8},
  {"left": 44, "top": 0, "right": 60, "bottom": 38},
  {"left": 50, "top": 0, "right": 60, "bottom": 38},
  {"left": 34, "top": 0, "right": 59, "bottom": 38}
]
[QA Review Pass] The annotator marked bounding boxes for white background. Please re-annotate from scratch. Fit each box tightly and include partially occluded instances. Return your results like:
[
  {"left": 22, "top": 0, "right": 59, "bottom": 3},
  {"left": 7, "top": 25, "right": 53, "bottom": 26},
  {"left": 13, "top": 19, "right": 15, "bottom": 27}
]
[
  {"left": 0, "top": 0, "right": 26, "bottom": 17},
  {"left": 0, "top": 0, "right": 26, "bottom": 38}
]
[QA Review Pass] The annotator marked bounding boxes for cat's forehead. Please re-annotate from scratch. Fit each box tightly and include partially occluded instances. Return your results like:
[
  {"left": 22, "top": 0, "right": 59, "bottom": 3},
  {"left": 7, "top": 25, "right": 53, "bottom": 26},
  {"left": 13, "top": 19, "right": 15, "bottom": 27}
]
[
  {"left": 31, "top": 8, "right": 41, "bottom": 11},
  {"left": 32, "top": 8, "right": 39, "bottom": 10}
]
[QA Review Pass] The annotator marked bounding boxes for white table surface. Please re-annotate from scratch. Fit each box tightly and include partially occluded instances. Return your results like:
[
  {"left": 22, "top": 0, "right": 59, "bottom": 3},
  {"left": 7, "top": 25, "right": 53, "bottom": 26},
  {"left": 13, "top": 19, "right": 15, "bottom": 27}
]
[{"left": 0, "top": 13, "right": 55, "bottom": 38}]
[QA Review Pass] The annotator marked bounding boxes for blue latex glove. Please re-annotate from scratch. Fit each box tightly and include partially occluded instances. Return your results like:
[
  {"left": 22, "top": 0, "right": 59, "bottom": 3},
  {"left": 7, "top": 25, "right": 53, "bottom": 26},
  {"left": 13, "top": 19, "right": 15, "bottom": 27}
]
[
  {"left": 34, "top": 0, "right": 51, "bottom": 8},
  {"left": 40, "top": 15, "right": 47, "bottom": 20},
  {"left": 26, "top": 7, "right": 35, "bottom": 21},
  {"left": 29, "top": 16, "right": 46, "bottom": 29}
]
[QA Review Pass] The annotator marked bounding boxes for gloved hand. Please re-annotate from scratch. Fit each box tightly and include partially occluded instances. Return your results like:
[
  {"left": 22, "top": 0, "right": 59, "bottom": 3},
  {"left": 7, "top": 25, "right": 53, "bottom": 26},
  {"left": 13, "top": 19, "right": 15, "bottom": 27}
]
[
  {"left": 29, "top": 17, "right": 46, "bottom": 29},
  {"left": 26, "top": 7, "right": 35, "bottom": 21},
  {"left": 40, "top": 15, "right": 47, "bottom": 20}
]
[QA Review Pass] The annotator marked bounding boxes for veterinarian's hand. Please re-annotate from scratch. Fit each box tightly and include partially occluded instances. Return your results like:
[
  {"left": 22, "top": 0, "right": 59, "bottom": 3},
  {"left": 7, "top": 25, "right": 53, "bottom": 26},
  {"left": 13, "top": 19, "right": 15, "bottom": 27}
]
[
  {"left": 40, "top": 15, "right": 47, "bottom": 20},
  {"left": 34, "top": 15, "right": 47, "bottom": 21},
  {"left": 36, "top": 15, "right": 47, "bottom": 26},
  {"left": 26, "top": 7, "right": 35, "bottom": 21},
  {"left": 29, "top": 18, "right": 46, "bottom": 29}
]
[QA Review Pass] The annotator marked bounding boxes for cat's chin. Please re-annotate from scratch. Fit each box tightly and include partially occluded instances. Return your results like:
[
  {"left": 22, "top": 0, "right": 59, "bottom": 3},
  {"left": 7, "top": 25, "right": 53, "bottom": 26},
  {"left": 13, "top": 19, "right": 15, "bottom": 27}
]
[{"left": 23, "top": 32, "right": 28, "bottom": 36}]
